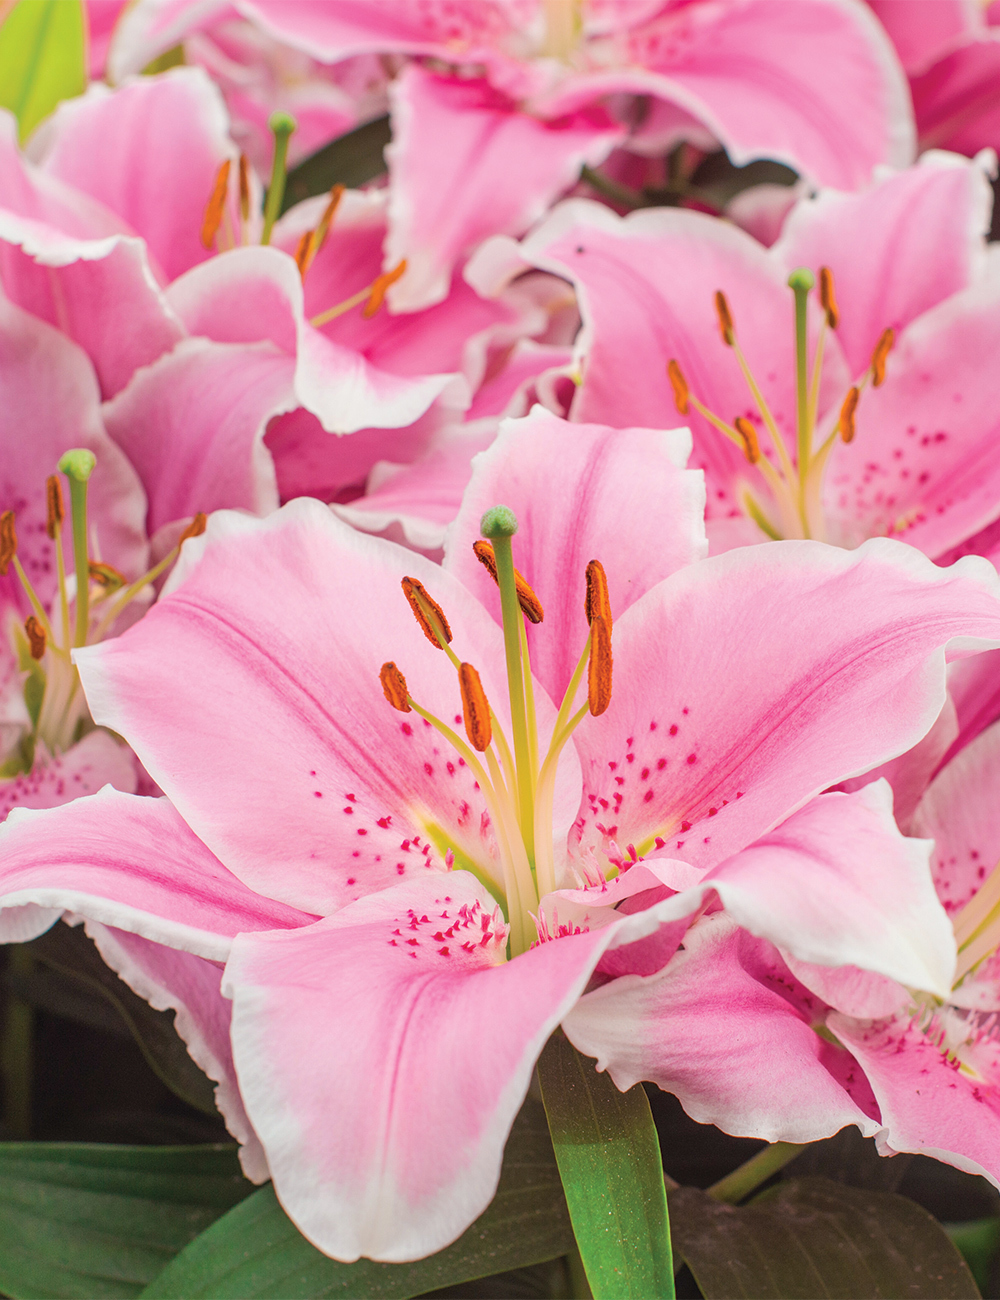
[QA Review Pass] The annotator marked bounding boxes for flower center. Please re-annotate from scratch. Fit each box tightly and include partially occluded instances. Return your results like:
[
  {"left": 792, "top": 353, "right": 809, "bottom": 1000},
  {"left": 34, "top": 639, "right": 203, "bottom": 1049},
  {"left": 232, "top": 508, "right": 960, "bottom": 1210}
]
[
  {"left": 198, "top": 112, "right": 407, "bottom": 326},
  {"left": 667, "top": 267, "right": 895, "bottom": 544},
  {"left": 539, "top": 0, "right": 585, "bottom": 61},
  {"left": 379, "top": 505, "right": 613, "bottom": 956},
  {"left": 0, "top": 453, "right": 205, "bottom": 775}
]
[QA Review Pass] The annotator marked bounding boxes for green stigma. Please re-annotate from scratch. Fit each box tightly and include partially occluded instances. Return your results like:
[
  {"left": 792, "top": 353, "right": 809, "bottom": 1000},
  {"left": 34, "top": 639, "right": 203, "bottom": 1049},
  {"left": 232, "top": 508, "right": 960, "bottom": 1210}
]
[
  {"left": 56, "top": 449, "right": 96, "bottom": 482},
  {"left": 480, "top": 506, "right": 519, "bottom": 538}
]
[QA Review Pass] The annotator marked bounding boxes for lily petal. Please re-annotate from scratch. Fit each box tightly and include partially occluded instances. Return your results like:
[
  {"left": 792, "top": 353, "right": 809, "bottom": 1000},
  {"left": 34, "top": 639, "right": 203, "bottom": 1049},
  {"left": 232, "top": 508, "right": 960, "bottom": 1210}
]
[
  {"left": 0, "top": 786, "right": 312, "bottom": 958},
  {"left": 224, "top": 871, "right": 612, "bottom": 1262}
]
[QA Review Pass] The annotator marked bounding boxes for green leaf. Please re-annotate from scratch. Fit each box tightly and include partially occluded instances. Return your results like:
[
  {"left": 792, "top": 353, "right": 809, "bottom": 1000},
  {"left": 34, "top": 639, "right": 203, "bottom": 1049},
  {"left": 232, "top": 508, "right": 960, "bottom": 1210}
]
[
  {"left": 946, "top": 1218, "right": 1000, "bottom": 1296},
  {"left": 0, "top": 1142, "right": 253, "bottom": 1299},
  {"left": 669, "top": 1176, "right": 981, "bottom": 1299},
  {"left": 28, "top": 921, "right": 220, "bottom": 1115},
  {"left": 141, "top": 1098, "right": 573, "bottom": 1299},
  {"left": 282, "top": 115, "right": 391, "bottom": 211},
  {"left": 0, "top": 0, "right": 86, "bottom": 143},
  {"left": 536, "top": 1033, "right": 674, "bottom": 1299}
]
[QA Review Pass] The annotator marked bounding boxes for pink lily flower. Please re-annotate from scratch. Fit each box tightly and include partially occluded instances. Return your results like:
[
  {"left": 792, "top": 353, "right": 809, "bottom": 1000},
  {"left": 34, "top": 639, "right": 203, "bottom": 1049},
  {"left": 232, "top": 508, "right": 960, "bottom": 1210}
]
[
  {"left": 107, "top": 0, "right": 915, "bottom": 310},
  {"left": 869, "top": 0, "right": 1000, "bottom": 157},
  {"left": 1, "top": 410, "right": 999, "bottom": 1258},
  {"left": 1, "top": 68, "right": 557, "bottom": 529},
  {"left": 469, "top": 149, "right": 1000, "bottom": 558},
  {"left": 0, "top": 293, "right": 162, "bottom": 816}
]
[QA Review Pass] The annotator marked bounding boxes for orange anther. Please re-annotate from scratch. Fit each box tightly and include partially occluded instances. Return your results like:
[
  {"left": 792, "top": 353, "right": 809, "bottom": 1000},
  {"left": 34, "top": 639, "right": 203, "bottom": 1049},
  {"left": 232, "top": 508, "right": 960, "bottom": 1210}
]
[
  {"left": 819, "top": 266, "right": 839, "bottom": 330},
  {"left": 584, "top": 559, "right": 612, "bottom": 630},
  {"left": 734, "top": 416, "right": 760, "bottom": 464},
  {"left": 363, "top": 260, "right": 407, "bottom": 318},
  {"left": 472, "top": 540, "right": 544, "bottom": 624},
  {"left": 402, "top": 576, "right": 452, "bottom": 647},
  {"left": 667, "top": 359, "right": 690, "bottom": 415},
  {"left": 459, "top": 662, "right": 492, "bottom": 751},
  {"left": 714, "top": 290, "right": 735, "bottom": 345},
  {"left": 838, "top": 386, "right": 860, "bottom": 444},
  {"left": 24, "top": 616, "right": 45, "bottom": 660},
  {"left": 88, "top": 561, "right": 126, "bottom": 590},
  {"left": 294, "top": 230, "right": 313, "bottom": 278},
  {"left": 200, "top": 159, "right": 232, "bottom": 249},
  {"left": 0, "top": 510, "right": 16, "bottom": 576},
  {"left": 380, "top": 661, "right": 412, "bottom": 713},
  {"left": 179, "top": 512, "right": 208, "bottom": 545},
  {"left": 870, "top": 327, "right": 894, "bottom": 387},
  {"left": 46, "top": 474, "right": 64, "bottom": 539},
  {"left": 238, "top": 154, "right": 251, "bottom": 223},
  {"left": 588, "top": 613, "right": 613, "bottom": 717}
]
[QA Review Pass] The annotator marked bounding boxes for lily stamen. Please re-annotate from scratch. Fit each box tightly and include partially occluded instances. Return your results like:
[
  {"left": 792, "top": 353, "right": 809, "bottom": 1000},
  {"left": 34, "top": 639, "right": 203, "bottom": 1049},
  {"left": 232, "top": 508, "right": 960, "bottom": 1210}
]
[
  {"left": 380, "top": 509, "right": 617, "bottom": 946},
  {"left": 200, "top": 158, "right": 232, "bottom": 251}
]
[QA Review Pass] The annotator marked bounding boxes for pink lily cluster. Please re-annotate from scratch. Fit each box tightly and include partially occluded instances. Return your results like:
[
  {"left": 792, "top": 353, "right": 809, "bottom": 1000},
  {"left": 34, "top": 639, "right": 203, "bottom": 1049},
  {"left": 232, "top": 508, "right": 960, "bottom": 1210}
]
[{"left": 3, "top": 0, "right": 1000, "bottom": 1272}]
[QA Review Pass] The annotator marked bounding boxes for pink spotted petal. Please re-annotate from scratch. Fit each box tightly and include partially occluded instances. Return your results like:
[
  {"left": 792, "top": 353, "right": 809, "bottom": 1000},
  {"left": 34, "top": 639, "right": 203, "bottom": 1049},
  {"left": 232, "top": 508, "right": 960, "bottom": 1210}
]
[
  {"left": 76, "top": 501, "right": 577, "bottom": 914},
  {"left": 101, "top": 337, "right": 293, "bottom": 536},
  {"left": 833, "top": 1010, "right": 1000, "bottom": 1186},
  {"left": 384, "top": 66, "right": 624, "bottom": 312},
  {"left": 775, "top": 151, "right": 995, "bottom": 378},
  {"left": 564, "top": 915, "right": 881, "bottom": 1144},
  {"left": 0, "top": 786, "right": 312, "bottom": 957},
  {"left": 913, "top": 717, "right": 1000, "bottom": 919},
  {"left": 554, "top": 783, "right": 954, "bottom": 996},
  {"left": 223, "top": 871, "right": 611, "bottom": 1262},
  {"left": 539, "top": 0, "right": 914, "bottom": 188},
  {"left": 166, "top": 246, "right": 458, "bottom": 433},
  {"left": 823, "top": 277, "right": 1000, "bottom": 557},
  {"left": 84, "top": 920, "right": 268, "bottom": 1181},
  {"left": 444, "top": 407, "right": 707, "bottom": 704},
  {"left": 34, "top": 68, "right": 237, "bottom": 283},
  {"left": 467, "top": 200, "right": 851, "bottom": 526},
  {"left": 572, "top": 538, "right": 1000, "bottom": 877},
  {"left": 0, "top": 730, "right": 136, "bottom": 823}
]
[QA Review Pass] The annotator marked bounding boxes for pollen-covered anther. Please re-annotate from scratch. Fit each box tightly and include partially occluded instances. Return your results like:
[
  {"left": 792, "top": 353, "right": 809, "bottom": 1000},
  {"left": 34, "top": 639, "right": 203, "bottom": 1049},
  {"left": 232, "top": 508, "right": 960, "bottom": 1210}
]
[
  {"left": 88, "top": 561, "right": 126, "bottom": 591},
  {"left": 0, "top": 510, "right": 16, "bottom": 576},
  {"left": 238, "top": 154, "right": 251, "bottom": 222},
  {"left": 588, "top": 612, "right": 612, "bottom": 717},
  {"left": 459, "top": 662, "right": 492, "bottom": 752},
  {"left": 46, "top": 475, "right": 64, "bottom": 539},
  {"left": 714, "top": 290, "right": 735, "bottom": 346},
  {"left": 24, "top": 616, "right": 45, "bottom": 660},
  {"left": 364, "top": 260, "right": 407, "bottom": 318},
  {"left": 293, "top": 230, "right": 312, "bottom": 278},
  {"left": 838, "top": 386, "right": 860, "bottom": 444},
  {"left": 870, "top": 327, "right": 895, "bottom": 387},
  {"left": 200, "top": 158, "right": 232, "bottom": 249},
  {"left": 733, "top": 417, "right": 760, "bottom": 464},
  {"left": 819, "top": 266, "right": 839, "bottom": 330},
  {"left": 380, "top": 661, "right": 412, "bottom": 713},
  {"left": 402, "top": 576, "right": 453, "bottom": 647},
  {"left": 472, "top": 540, "right": 544, "bottom": 623},
  {"left": 313, "top": 184, "right": 345, "bottom": 257},
  {"left": 179, "top": 512, "right": 208, "bottom": 545},
  {"left": 584, "top": 559, "right": 612, "bottom": 629},
  {"left": 666, "top": 359, "right": 689, "bottom": 414}
]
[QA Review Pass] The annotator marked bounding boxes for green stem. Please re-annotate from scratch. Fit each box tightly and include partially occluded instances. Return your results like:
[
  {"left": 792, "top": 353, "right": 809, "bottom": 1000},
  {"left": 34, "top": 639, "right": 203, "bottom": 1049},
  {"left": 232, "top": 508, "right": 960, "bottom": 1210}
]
[
  {"left": 491, "top": 534, "right": 535, "bottom": 866},
  {"left": 788, "top": 268, "right": 815, "bottom": 535},
  {"left": 261, "top": 112, "right": 296, "bottom": 245},
  {"left": 707, "top": 1141, "right": 806, "bottom": 1204},
  {"left": 1, "top": 946, "right": 34, "bottom": 1138}
]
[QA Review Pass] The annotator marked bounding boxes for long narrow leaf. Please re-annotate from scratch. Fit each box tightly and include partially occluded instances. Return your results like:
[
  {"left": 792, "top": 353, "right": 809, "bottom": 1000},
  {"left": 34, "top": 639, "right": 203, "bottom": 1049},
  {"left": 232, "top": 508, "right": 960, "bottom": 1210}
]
[
  {"left": 537, "top": 1033, "right": 674, "bottom": 1299},
  {"left": 141, "top": 1098, "right": 573, "bottom": 1299}
]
